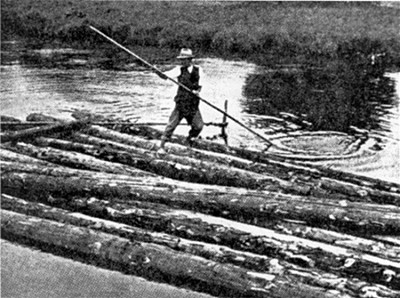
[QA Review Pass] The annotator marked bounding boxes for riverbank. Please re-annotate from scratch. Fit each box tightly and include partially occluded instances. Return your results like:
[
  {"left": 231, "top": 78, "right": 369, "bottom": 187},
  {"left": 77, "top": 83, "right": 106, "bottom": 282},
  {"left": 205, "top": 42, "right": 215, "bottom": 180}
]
[{"left": 2, "top": 1, "right": 400, "bottom": 68}]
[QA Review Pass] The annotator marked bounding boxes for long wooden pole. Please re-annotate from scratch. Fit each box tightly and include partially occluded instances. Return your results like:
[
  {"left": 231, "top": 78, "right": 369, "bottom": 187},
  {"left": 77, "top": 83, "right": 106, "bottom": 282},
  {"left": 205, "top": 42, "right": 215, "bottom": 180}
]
[{"left": 89, "top": 26, "right": 273, "bottom": 148}]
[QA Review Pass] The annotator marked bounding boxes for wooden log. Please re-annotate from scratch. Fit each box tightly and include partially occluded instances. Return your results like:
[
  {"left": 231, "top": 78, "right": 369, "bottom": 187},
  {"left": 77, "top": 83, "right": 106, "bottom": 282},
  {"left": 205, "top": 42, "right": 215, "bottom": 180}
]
[
  {"left": 0, "top": 121, "right": 227, "bottom": 131},
  {"left": 82, "top": 125, "right": 322, "bottom": 180},
  {"left": 1, "top": 156, "right": 398, "bottom": 262},
  {"left": 0, "top": 115, "right": 21, "bottom": 122},
  {"left": 0, "top": 120, "right": 88, "bottom": 143},
  {"left": 273, "top": 221, "right": 400, "bottom": 262},
  {"left": 3, "top": 193, "right": 399, "bottom": 298},
  {"left": 5, "top": 140, "right": 284, "bottom": 191},
  {"left": 119, "top": 124, "right": 400, "bottom": 193},
  {"left": 1, "top": 122, "right": 65, "bottom": 131},
  {"left": 42, "top": 133, "right": 400, "bottom": 204},
  {"left": 0, "top": 146, "right": 57, "bottom": 167},
  {"left": 71, "top": 112, "right": 399, "bottom": 193},
  {"left": 81, "top": 197, "right": 400, "bottom": 290},
  {"left": 3, "top": 142, "right": 154, "bottom": 177},
  {"left": 82, "top": 125, "right": 400, "bottom": 205},
  {"left": 78, "top": 126, "right": 343, "bottom": 197},
  {"left": 0, "top": 160, "right": 155, "bottom": 183},
  {"left": 2, "top": 160, "right": 400, "bottom": 238},
  {"left": 26, "top": 113, "right": 59, "bottom": 122},
  {"left": 1, "top": 209, "right": 348, "bottom": 298},
  {"left": 372, "top": 236, "right": 400, "bottom": 247},
  {"left": 80, "top": 127, "right": 351, "bottom": 200},
  {"left": 2, "top": 190, "right": 399, "bottom": 290},
  {"left": 320, "top": 178, "right": 400, "bottom": 206},
  {"left": 35, "top": 135, "right": 310, "bottom": 193},
  {"left": 2, "top": 147, "right": 397, "bottom": 262},
  {"left": 312, "top": 162, "right": 400, "bottom": 193}
]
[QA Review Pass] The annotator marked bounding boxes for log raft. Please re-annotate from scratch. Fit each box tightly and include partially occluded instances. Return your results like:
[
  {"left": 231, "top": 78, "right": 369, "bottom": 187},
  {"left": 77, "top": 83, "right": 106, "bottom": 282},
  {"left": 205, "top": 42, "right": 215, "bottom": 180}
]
[
  {"left": 1, "top": 113, "right": 400, "bottom": 297},
  {"left": 2, "top": 161, "right": 400, "bottom": 238},
  {"left": 2, "top": 194, "right": 399, "bottom": 298},
  {"left": 80, "top": 125, "right": 400, "bottom": 205}
]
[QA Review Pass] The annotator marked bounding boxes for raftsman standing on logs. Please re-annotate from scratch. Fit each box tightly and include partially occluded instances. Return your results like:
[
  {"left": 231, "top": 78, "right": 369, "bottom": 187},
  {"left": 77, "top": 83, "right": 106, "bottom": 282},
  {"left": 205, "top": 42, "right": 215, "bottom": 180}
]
[
  {"left": 89, "top": 25, "right": 275, "bottom": 149},
  {"left": 156, "top": 48, "right": 204, "bottom": 153}
]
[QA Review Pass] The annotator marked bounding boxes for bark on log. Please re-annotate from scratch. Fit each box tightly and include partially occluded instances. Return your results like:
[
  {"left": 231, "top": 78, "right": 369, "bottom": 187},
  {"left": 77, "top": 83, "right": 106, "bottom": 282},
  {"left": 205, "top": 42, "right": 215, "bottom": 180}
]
[
  {"left": 0, "top": 120, "right": 87, "bottom": 143},
  {"left": 0, "top": 147, "right": 57, "bottom": 167},
  {"left": 82, "top": 125, "right": 400, "bottom": 205},
  {"left": 71, "top": 112, "right": 399, "bottom": 193},
  {"left": 125, "top": 125, "right": 400, "bottom": 192},
  {"left": 2, "top": 209, "right": 348, "bottom": 298},
  {"left": 0, "top": 115, "right": 21, "bottom": 122},
  {"left": 0, "top": 121, "right": 226, "bottom": 131},
  {"left": 1, "top": 122, "right": 65, "bottom": 131},
  {"left": 2, "top": 186, "right": 399, "bottom": 290},
  {"left": 2, "top": 147, "right": 397, "bottom": 263},
  {"left": 311, "top": 163, "right": 400, "bottom": 193},
  {"left": 82, "top": 125, "right": 316, "bottom": 181},
  {"left": 3, "top": 193, "right": 399, "bottom": 298},
  {"left": 1, "top": 156, "right": 398, "bottom": 262},
  {"left": 320, "top": 177, "right": 400, "bottom": 205},
  {"left": 273, "top": 221, "right": 400, "bottom": 262},
  {"left": 3, "top": 142, "right": 154, "bottom": 177},
  {"left": 0, "top": 160, "right": 155, "bottom": 183},
  {"left": 372, "top": 236, "right": 400, "bottom": 246},
  {"left": 34, "top": 135, "right": 310, "bottom": 193},
  {"left": 2, "top": 159, "right": 400, "bottom": 238},
  {"left": 26, "top": 113, "right": 59, "bottom": 122},
  {"left": 80, "top": 197, "right": 400, "bottom": 290}
]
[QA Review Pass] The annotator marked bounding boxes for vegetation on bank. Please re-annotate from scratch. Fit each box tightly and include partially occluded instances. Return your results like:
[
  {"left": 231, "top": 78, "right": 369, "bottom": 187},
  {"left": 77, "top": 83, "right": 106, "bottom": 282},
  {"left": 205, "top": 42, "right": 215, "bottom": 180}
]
[{"left": 2, "top": 1, "right": 400, "bottom": 67}]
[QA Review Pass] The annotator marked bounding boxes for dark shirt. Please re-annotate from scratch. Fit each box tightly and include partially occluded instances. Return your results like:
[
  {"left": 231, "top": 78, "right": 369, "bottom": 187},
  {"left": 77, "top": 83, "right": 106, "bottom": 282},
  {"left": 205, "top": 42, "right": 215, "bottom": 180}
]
[{"left": 175, "top": 66, "right": 201, "bottom": 116}]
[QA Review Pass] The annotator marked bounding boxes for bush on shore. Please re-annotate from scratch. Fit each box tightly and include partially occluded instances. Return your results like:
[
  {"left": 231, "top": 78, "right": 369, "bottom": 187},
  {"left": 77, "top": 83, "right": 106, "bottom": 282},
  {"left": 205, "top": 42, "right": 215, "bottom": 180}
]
[{"left": 2, "top": 1, "right": 400, "bottom": 67}]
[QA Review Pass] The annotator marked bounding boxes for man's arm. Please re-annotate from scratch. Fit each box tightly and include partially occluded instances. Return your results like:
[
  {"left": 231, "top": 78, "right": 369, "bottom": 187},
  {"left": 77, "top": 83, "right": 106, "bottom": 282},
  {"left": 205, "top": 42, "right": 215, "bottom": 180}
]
[
  {"left": 155, "top": 69, "right": 168, "bottom": 80},
  {"left": 197, "top": 66, "right": 204, "bottom": 88},
  {"left": 192, "top": 66, "right": 203, "bottom": 95},
  {"left": 156, "top": 66, "right": 181, "bottom": 80}
]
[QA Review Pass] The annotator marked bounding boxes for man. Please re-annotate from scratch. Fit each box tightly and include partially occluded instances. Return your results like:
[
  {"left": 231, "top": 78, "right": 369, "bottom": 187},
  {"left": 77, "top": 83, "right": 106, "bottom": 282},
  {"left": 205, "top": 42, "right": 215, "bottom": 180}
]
[{"left": 156, "top": 48, "right": 204, "bottom": 153}]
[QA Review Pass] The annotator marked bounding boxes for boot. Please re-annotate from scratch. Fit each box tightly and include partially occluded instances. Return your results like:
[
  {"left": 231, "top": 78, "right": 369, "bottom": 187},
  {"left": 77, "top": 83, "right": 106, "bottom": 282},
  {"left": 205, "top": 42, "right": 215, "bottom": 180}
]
[{"left": 186, "top": 136, "right": 195, "bottom": 147}]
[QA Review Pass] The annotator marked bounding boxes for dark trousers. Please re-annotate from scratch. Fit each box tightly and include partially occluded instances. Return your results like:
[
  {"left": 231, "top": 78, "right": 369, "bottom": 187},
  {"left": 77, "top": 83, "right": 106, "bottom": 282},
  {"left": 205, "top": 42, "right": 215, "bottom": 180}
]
[{"left": 162, "top": 107, "right": 204, "bottom": 141}]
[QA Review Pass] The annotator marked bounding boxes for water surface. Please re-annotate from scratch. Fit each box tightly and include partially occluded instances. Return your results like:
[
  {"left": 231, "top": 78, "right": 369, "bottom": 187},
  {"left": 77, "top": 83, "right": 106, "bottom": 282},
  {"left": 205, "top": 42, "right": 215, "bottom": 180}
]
[{"left": 1, "top": 46, "right": 398, "bottom": 183}]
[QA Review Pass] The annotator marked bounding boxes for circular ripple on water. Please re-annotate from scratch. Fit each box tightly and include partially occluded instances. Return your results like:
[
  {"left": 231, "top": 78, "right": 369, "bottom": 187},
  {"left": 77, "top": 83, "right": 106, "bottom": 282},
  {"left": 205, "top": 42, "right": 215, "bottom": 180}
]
[{"left": 268, "top": 131, "right": 379, "bottom": 162}]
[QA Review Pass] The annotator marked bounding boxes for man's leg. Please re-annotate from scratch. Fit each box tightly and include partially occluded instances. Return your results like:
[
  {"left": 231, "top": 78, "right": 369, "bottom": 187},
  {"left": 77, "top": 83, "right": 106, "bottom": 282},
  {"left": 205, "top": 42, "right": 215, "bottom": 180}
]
[
  {"left": 160, "top": 107, "right": 182, "bottom": 150},
  {"left": 187, "top": 110, "right": 204, "bottom": 143}
]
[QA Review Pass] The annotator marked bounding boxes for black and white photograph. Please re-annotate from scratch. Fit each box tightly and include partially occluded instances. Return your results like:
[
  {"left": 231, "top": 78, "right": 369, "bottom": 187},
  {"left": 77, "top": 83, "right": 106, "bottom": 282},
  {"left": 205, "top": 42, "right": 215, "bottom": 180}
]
[{"left": 1, "top": 1, "right": 399, "bottom": 297}]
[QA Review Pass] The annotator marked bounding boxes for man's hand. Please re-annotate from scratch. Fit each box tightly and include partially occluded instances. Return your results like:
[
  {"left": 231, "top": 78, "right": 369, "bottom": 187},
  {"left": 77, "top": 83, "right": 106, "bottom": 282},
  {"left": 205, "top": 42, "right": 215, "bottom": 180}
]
[{"left": 192, "top": 86, "right": 202, "bottom": 96}]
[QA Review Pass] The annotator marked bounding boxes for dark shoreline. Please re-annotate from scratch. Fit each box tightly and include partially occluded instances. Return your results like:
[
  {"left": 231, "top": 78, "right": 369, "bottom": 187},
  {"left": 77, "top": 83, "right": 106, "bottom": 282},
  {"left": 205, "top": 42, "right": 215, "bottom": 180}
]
[{"left": 2, "top": 1, "right": 400, "bottom": 69}]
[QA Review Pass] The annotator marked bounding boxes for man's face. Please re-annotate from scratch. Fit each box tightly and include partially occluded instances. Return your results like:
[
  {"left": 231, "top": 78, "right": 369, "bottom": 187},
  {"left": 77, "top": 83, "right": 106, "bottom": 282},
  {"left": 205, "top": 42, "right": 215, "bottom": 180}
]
[{"left": 179, "top": 58, "right": 192, "bottom": 67}]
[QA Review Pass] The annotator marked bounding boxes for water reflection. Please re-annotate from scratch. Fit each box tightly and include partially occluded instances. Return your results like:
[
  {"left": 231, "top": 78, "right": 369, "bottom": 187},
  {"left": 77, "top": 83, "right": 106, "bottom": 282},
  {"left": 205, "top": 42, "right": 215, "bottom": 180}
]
[{"left": 243, "top": 66, "right": 397, "bottom": 134}]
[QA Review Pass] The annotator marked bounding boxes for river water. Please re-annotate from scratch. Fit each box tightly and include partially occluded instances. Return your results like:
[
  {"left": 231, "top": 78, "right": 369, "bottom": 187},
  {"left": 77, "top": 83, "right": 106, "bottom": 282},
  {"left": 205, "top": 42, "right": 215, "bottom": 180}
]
[{"left": 1, "top": 45, "right": 399, "bottom": 183}]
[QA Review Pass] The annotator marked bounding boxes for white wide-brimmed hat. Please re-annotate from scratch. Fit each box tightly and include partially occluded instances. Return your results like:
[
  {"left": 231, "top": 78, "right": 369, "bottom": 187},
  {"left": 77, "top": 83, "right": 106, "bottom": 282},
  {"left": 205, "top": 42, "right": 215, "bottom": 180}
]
[{"left": 177, "top": 48, "right": 194, "bottom": 59}]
